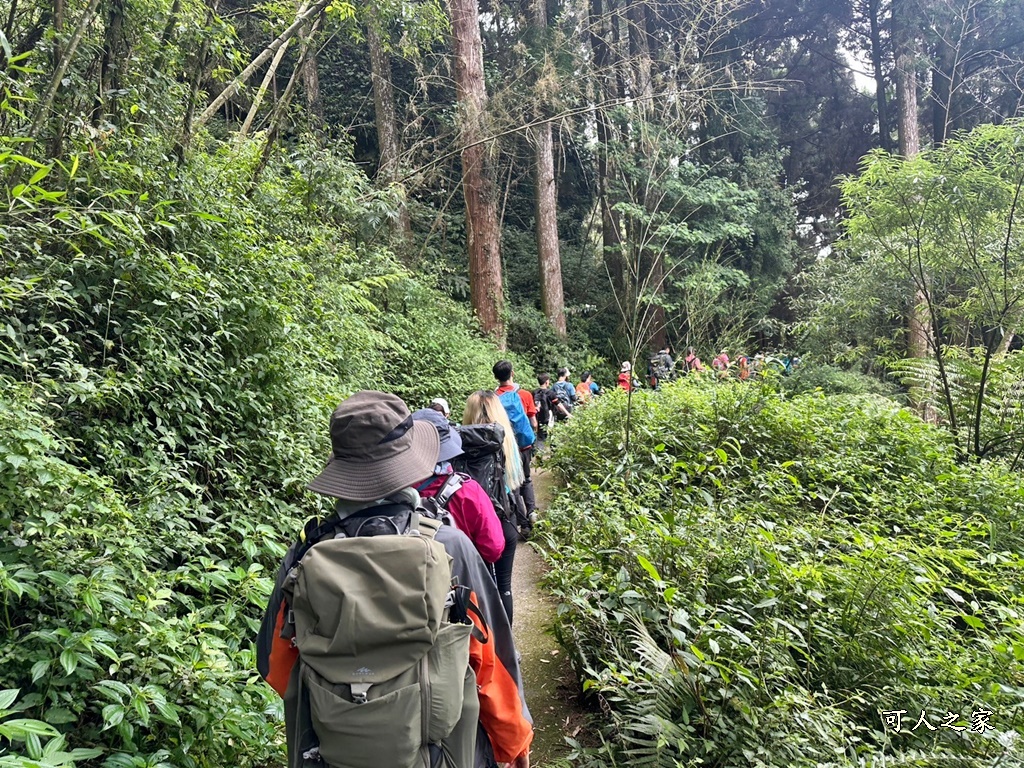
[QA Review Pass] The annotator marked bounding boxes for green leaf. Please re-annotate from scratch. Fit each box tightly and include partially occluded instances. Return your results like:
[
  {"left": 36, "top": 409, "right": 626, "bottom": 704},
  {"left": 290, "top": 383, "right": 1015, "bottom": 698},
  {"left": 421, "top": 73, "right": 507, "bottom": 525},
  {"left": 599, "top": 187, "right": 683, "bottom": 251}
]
[
  {"left": 0, "top": 688, "right": 19, "bottom": 711},
  {"left": 59, "top": 650, "right": 78, "bottom": 676},
  {"left": 636, "top": 555, "right": 661, "bottom": 583},
  {"left": 28, "top": 165, "right": 51, "bottom": 185}
]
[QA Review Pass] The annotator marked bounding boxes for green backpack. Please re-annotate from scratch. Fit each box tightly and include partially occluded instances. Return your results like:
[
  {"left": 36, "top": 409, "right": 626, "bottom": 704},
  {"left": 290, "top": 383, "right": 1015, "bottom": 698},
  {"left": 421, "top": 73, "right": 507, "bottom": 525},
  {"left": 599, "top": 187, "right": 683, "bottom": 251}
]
[{"left": 281, "top": 503, "right": 479, "bottom": 768}]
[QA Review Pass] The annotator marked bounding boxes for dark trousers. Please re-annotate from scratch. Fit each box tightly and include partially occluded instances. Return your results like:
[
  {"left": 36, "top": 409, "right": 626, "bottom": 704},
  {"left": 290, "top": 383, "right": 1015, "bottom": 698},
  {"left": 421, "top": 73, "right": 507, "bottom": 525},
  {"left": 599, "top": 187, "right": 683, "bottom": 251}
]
[
  {"left": 493, "top": 516, "right": 518, "bottom": 625},
  {"left": 519, "top": 445, "right": 536, "bottom": 514}
]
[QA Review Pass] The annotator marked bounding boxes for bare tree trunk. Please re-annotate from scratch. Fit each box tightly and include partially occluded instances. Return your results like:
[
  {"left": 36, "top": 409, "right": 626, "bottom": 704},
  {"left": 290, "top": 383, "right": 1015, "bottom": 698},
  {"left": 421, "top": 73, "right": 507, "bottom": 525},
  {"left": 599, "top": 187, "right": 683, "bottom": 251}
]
[
  {"left": 893, "top": 0, "right": 936, "bottom": 422},
  {"left": 194, "top": 0, "right": 330, "bottom": 129},
  {"left": 626, "top": 0, "right": 652, "bottom": 117},
  {"left": 95, "top": 0, "right": 125, "bottom": 124},
  {"left": 240, "top": 0, "right": 309, "bottom": 138},
  {"left": 366, "top": 15, "right": 411, "bottom": 240},
  {"left": 893, "top": 0, "right": 920, "bottom": 158},
  {"left": 302, "top": 31, "right": 324, "bottom": 123},
  {"left": 868, "top": 0, "right": 893, "bottom": 152},
  {"left": 590, "top": 0, "right": 624, "bottom": 293},
  {"left": 894, "top": 0, "right": 926, "bottom": 356},
  {"left": 530, "top": 0, "right": 565, "bottom": 337},
  {"left": 449, "top": 0, "right": 504, "bottom": 343},
  {"left": 249, "top": 14, "right": 321, "bottom": 190},
  {"left": 28, "top": 0, "right": 102, "bottom": 144},
  {"left": 534, "top": 122, "right": 566, "bottom": 337},
  {"left": 179, "top": 0, "right": 221, "bottom": 158}
]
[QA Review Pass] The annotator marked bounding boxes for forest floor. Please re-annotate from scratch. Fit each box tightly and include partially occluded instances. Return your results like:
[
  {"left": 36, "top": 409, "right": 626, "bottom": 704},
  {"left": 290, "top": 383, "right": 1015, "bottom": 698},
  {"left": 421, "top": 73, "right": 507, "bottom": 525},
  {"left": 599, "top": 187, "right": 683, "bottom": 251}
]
[{"left": 511, "top": 469, "right": 590, "bottom": 767}]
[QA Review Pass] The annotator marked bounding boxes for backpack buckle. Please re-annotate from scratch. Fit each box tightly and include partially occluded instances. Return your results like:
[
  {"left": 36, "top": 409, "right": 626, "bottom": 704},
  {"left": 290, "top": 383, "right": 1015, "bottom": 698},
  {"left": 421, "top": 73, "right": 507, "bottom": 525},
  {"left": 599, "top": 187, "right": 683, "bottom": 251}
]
[{"left": 350, "top": 683, "right": 372, "bottom": 704}]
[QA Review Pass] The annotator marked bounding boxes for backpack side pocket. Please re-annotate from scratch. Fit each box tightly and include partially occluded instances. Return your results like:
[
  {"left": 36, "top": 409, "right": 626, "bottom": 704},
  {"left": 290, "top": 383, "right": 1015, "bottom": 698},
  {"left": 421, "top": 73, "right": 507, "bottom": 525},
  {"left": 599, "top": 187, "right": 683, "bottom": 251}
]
[{"left": 424, "top": 621, "right": 473, "bottom": 741}]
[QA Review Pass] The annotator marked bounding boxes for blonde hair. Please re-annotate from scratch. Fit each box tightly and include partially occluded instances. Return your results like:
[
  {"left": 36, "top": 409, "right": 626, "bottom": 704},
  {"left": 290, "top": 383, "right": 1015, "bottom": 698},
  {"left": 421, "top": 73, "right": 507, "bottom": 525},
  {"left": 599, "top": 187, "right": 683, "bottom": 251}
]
[{"left": 463, "top": 390, "right": 524, "bottom": 491}]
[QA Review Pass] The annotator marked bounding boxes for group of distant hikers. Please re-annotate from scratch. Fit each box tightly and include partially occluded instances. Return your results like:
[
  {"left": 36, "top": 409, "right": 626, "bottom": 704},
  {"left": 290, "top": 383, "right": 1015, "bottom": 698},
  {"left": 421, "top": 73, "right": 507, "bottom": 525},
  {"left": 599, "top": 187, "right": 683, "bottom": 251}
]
[
  {"left": 616, "top": 345, "right": 801, "bottom": 391},
  {"left": 257, "top": 359, "right": 555, "bottom": 768}
]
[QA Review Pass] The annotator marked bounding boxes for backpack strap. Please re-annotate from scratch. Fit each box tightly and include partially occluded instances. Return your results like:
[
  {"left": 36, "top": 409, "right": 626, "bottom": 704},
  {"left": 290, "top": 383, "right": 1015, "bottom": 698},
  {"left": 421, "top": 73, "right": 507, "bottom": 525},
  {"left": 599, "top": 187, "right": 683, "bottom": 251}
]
[
  {"left": 414, "top": 512, "right": 442, "bottom": 539},
  {"left": 433, "top": 473, "right": 466, "bottom": 509}
]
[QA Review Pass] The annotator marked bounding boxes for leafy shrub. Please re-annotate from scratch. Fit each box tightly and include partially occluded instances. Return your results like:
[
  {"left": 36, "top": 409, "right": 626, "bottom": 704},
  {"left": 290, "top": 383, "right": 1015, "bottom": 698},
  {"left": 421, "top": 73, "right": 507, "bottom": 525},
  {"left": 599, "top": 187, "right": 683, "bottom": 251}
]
[
  {"left": 540, "top": 380, "right": 1024, "bottom": 767},
  {"left": 0, "top": 134, "right": 510, "bottom": 765},
  {"left": 781, "top": 362, "right": 899, "bottom": 399}
]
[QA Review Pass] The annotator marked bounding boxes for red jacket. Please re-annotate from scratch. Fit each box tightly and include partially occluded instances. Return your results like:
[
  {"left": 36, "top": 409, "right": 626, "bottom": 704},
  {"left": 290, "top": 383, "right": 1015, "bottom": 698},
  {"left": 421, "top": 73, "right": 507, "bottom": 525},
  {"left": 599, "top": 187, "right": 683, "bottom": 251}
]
[{"left": 419, "top": 473, "right": 504, "bottom": 563}]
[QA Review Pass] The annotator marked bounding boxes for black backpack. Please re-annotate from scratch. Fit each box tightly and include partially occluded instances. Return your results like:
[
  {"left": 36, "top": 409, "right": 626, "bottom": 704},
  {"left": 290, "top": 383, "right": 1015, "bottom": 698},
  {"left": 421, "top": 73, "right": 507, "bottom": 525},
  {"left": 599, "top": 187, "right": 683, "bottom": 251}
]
[
  {"left": 533, "top": 387, "right": 551, "bottom": 426},
  {"left": 453, "top": 423, "right": 511, "bottom": 520}
]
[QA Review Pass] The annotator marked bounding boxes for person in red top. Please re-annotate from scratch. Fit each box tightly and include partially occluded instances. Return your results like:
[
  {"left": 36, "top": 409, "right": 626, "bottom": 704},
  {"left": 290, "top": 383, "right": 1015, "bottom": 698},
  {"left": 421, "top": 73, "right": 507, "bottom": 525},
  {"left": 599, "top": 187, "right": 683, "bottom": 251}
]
[
  {"left": 493, "top": 360, "right": 538, "bottom": 523},
  {"left": 618, "top": 361, "right": 637, "bottom": 391},
  {"left": 412, "top": 408, "right": 505, "bottom": 563}
]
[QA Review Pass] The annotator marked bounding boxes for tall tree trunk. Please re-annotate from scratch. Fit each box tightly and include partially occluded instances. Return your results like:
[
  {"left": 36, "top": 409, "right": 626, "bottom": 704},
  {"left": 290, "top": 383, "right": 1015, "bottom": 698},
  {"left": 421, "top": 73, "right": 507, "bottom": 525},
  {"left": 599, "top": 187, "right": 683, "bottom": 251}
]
[
  {"left": 931, "top": 30, "right": 960, "bottom": 146},
  {"left": 590, "top": 0, "right": 624, "bottom": 292},
  {"left": 179, "top": 0, "right": 220, "bottom": 157},
  {"left": 449, "top": 0, "right": 504, "bottom": 343},
  {"left": 302, "top": 31, "right": 324, "bottom": 124},
  {"left": 894, "top": 1, "right": 927, "bottom": 357},
  {"left": 868, "top": 0, "right": 893, "bottom": 151},
  {"left": 28, "top": 0, "right": 102, "bottom": 144},
  {"left": 626, "top": 0, "right": 652, "bottom": 118},
  {"left": 366, "top": 15, "right": 411, "bottom": 240},
  {"left": 150, "top": 0, "right": 181, "bottom": 77},
  {"left": 894, "top": 0, "right": 935, "bottom": 422},
  {"left": 893, "top": 0, "right": 920, "bottom": 158},
  {"left": 530, "top": 0, "right": 565, "bottom": 337},
  {"left": 95, "top": 0, "right": 125, "bottom": 124}
]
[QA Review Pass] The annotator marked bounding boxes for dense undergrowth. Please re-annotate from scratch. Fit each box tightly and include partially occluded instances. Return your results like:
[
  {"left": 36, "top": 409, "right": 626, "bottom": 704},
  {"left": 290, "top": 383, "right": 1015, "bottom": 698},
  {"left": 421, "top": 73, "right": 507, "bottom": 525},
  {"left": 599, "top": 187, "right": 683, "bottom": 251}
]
[
  {"left": 540, "top": 378, "right": 1024, "bottom": 767},
  {"left": 0, "top": 136, "right": 517, "bottom": 767}
]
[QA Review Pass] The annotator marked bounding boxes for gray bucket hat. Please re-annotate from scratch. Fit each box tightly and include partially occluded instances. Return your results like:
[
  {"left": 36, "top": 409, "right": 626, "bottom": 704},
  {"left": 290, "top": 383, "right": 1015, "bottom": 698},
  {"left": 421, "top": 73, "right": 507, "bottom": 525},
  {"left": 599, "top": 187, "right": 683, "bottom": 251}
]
[
  {"left": 307, "top": 391, "right": 440, "bottom": 501},
  {"left": 411, "top": 408, "right": 463, "bottom": 463}
]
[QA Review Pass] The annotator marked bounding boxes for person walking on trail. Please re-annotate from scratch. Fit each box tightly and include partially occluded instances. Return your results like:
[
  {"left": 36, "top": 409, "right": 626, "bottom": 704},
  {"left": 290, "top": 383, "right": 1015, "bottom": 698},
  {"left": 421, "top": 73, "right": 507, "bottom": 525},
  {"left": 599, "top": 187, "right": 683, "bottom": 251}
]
[
  {"left": 737, "top": 355, "right": 751, "bottom": 381},
  {"left": 712, "top": 349, "right": 731, "bottom": 377},
  {"left": 411, "top": 408, "right": 505, "bottom": 565},
  {"left": 684, "top": 347, "right": 705, "bottom": 374},
  {"left": 551, "top": 368, "right": 576, "bottom": 413},
  {"left": 256, "top": 391, "right": 533, "bottom": 768},
  {"left": 463, "top": 390, "right": 526, "bottom": 626},
  {"left": 617, "top": 361, "right": 638, "bottom": 391},
  {"left": 533, "top": 373, "right": 570, "bottom": 444},
  {"left": 575, "top": 372, "right": 595, "bottom": 403},
  {"left": 492, "top": 360, "right": 538, "bottom": 524},
  {"left": 649, "top": 346, "right": 675, "bottom": 388}
]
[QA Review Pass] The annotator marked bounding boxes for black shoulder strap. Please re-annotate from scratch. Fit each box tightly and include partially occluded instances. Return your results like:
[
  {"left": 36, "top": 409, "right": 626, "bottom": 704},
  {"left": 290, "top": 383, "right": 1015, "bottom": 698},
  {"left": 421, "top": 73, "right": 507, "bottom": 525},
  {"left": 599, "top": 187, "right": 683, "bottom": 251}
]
[{"left": 433, "top": 473, "right": 466, "bottom": 509}]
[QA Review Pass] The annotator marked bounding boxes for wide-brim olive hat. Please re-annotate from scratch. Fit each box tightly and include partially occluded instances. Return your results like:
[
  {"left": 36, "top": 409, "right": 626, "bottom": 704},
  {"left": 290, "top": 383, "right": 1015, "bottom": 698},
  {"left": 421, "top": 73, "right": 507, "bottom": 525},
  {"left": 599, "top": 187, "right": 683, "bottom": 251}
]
[{"left": 307, "top": 391, "right": 440, "bottom": 502}]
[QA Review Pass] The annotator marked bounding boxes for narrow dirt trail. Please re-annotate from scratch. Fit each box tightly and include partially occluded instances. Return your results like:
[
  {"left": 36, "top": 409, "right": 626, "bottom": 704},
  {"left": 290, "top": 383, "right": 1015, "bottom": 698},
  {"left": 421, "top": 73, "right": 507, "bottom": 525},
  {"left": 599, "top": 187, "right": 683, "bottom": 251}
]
[{"left": 512, "top": 470, "right": 586, "bottom": 767}]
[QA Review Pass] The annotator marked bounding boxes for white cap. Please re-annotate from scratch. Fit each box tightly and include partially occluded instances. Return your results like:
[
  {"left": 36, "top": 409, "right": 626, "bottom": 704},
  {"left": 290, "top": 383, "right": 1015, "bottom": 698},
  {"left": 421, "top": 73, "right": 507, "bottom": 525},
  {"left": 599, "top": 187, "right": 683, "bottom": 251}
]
[
  {"left": 430, "top": 397, "right": 451, "bottom": 417},
  {"left": 621, "top": 361, "right": 632, "bottom": 372}
]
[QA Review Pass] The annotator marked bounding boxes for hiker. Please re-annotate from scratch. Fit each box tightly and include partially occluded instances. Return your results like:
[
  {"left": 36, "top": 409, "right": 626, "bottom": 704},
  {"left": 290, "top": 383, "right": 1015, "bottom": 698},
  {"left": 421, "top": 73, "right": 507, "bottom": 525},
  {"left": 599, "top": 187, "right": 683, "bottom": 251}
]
[
  {"left": 256, "top": 391, "right": 533, "bottom": 768},
  {"left": 430, "top": 396, "right": 452, "bottom": 419},
  {"left": 551, "top": 368, "right": 577, "bottom": 414},
  {"left": 712, "top": 349, "right": 731, "bottom": 377},
  {"left": 684, "top": 347, "right": 705, "bottom": 373},
  {"left": 492, "top": 360, "right": 538, "bottom": 529},
  {"left": 575, "top": 372, "right": 594, "bottom": 403},
  {"left": 737, "top": 355, "right": 751, "bottom": 381},
  {"left": 464, "top": 389, "right": 526, "bottom": 625},
  {"left": 617, "top": 361, "right": 638, "bottom": 391},
  {"left": 533, "top": 373, "right": 570, "bottom": 444},
  {"left": 411, "top": 408, "right": 505, "bottom": 564},
  {"left": 649, "top": 346, "right": 674, "bottom": 388}
]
